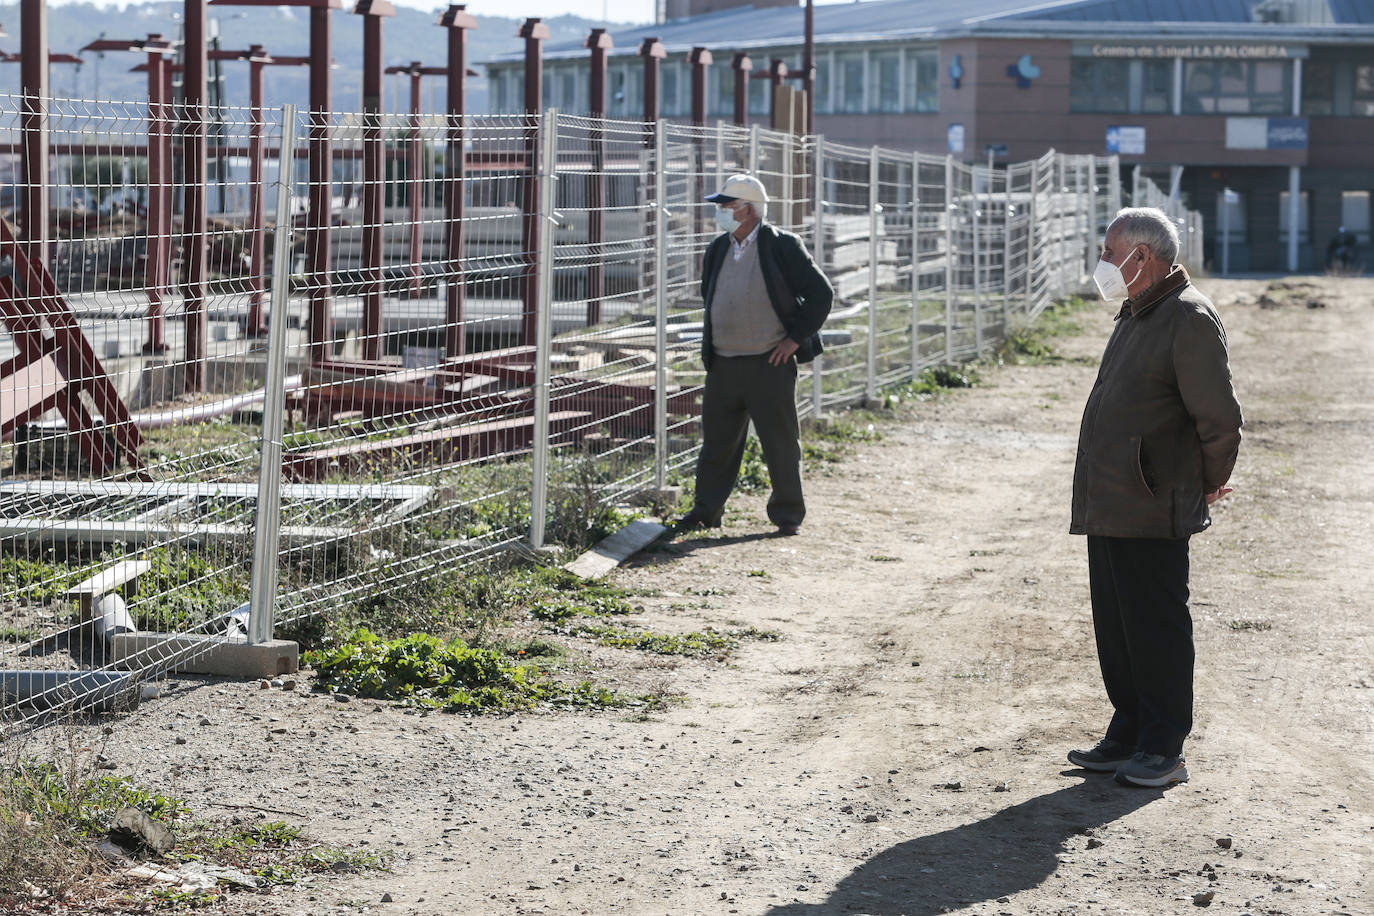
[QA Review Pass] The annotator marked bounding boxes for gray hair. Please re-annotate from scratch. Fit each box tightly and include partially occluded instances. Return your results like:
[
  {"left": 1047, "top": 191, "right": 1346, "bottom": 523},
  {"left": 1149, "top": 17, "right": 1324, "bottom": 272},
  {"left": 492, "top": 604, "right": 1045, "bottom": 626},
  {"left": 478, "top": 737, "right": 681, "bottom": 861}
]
[
  {"left": 1109, "top": 207, "right": 1180, "bottom": 264},
  {"left": 747, "top": 200, "right": 767, "bottom": 221}
]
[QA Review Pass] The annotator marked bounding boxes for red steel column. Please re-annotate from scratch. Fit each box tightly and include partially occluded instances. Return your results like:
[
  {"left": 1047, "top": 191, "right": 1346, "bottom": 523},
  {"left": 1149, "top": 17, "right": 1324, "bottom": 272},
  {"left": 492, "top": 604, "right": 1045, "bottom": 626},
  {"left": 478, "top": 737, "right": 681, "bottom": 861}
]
[
  {"left": 439, "top": 5, "right": 476, "bottom": 361},
  {"left": 584, "top": 27, "right": 611, "bottom": 327},
  {"left": 183, "top": 0, "right": 209, "bottom": 392},
  {"left": 767, "top": 58, "right": 787, "bottom": 130},
  {"left": 245, "top": 50, "right": 268, "bottom": 336},
  {"left": 20, "top": 0, "right": 49, "bottom": 274},
  {"left": 307, "top": 3, "right": 334, "bottom": 365},
  {"left": 689, "top": 47, "right": 711, "bottom": 246},
  {"left": 145, "top": 46, "right": 169, "bottom": 352},
  {"left": 639, "top": 37, "right": 664, "bottom": 130},
  {"left": 731, "top": 52, "right": 751, "bottom": 127},
  {"left": 407, "top": 64, "right": 423, "bottom": 299},
  {"left": 518, "top": 17, "right": 549, "bottom": 348},
  {"left": 356, "top": 3, "right": 390, "bottom": 360}
]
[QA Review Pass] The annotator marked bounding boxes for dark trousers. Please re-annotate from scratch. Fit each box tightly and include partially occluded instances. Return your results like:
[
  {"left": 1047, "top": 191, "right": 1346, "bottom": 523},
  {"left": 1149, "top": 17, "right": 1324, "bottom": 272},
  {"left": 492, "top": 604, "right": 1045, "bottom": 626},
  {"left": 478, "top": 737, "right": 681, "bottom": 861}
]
[
  {"left": 691, "top": 353, "right": 804, "bottom": 528},
  {"left": 1087, "top": 535, "right": 1194, "bottom": 758}
]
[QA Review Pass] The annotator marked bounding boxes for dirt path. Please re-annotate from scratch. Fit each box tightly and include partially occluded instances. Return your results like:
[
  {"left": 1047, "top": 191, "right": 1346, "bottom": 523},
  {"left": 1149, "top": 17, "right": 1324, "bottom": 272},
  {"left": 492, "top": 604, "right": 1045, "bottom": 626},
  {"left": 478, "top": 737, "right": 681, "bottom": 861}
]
[{"left": 89, "top": 277, "right": 1373, "bottom": 916}]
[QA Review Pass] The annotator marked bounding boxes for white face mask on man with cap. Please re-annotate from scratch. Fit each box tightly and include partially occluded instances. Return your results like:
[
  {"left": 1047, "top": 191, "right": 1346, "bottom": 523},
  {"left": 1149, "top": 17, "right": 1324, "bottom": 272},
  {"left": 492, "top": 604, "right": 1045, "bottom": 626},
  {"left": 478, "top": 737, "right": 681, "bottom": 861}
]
[{"left": 705, "top": 173, "right": 768, "bottom": 237}]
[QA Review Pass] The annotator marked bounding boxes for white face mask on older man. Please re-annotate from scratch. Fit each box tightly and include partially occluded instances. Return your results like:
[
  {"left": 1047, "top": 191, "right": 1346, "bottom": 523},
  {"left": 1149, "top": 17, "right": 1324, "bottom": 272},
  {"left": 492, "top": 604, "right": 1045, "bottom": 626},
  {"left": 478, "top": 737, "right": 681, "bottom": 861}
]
[
  {"left": 715, "top": 207, "right": 742, "bottom": 233},
  {"left": 1092, "top": 248, "right": 1145, "bottom": 302}
]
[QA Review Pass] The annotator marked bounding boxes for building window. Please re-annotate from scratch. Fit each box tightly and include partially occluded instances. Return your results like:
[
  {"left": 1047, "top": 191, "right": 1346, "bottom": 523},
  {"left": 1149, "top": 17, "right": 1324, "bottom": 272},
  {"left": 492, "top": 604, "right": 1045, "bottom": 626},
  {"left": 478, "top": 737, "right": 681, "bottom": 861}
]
[
  {"left": 661, "top": 61, "right": 682, "bottom": 117},
  {"left": 904, "top": 48, "right": 938, "bottom": 113},
  {"left": 749, "top": 72, "right": 768, "bottom": 116},
  {"left": 561, "top": 70, "right": 580, "bottom": 114},
  {"left": 1183, "top": 60, "right": 1291, "bottom": 115},
  {"left": 868, "top": 50, "right": 900, "bottom": 113},
  {"left": 1278, "top": 190, "right": 1309, "bottom": 246},
  {"left": 1342, "top": 190, "right": 1371, "bottom": 245},
  {"left": 1302, "top": 61, "right": 1334, "bottom": 115},
  {"left": 1071, "top": 59, "right": 1129, "bottom": 113},
  {"left": 542, "top": 72, "right": 554, "bottom": 109},
  {"left": 835, "top": 51, "right": 865, "bottom": 113},
  {"left": 1215, "top": 191, "right": 1247, "bottom": 243},
  {"left": 814, "top": 53, "right": 831, "bottom": 115},
  {"left": 1141, "top": 60, "right": 1172, "bottom": 113},
  {"left": 1356, "top": 65, "right": 1374, "bottom": 116}
]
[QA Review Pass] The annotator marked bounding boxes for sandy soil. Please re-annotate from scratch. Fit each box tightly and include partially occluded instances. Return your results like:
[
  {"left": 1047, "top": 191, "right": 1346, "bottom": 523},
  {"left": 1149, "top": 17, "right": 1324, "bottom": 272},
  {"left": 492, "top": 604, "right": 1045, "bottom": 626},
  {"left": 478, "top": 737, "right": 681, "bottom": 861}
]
[{"left": 79, "top": 276, "right": 1373, "bottom": 916}]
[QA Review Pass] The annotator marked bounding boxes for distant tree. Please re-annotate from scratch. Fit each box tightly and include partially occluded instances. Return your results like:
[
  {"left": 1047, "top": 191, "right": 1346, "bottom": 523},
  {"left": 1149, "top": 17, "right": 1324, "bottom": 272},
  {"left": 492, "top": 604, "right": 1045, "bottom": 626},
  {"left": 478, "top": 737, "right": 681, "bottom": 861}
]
[{"left": 66, "top": 156, "right": 149, "bottom": 209}]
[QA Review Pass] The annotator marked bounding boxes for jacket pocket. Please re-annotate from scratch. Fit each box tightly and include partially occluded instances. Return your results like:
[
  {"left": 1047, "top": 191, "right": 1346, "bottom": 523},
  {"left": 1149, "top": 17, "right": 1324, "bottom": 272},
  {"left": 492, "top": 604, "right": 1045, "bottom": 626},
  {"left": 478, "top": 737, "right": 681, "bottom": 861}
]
[{"left": 1131, "top": 435, "right": 1157, "bottom": 497}]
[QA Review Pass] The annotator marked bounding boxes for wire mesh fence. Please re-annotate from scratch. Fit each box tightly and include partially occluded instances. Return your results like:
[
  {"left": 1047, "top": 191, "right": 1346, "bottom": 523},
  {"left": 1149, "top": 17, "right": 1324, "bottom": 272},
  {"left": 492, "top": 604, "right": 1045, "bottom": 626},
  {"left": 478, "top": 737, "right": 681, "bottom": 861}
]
[{"left": 0, "top": 98, "right": 1204, "bottom": 725}]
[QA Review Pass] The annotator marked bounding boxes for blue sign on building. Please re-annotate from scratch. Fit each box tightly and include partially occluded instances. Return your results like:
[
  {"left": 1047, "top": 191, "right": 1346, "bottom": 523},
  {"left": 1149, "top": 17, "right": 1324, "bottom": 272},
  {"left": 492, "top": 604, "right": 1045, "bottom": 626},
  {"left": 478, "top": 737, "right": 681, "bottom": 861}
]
[{"left": 1266, "top": 118, "right": 1308, "bottom": 150}]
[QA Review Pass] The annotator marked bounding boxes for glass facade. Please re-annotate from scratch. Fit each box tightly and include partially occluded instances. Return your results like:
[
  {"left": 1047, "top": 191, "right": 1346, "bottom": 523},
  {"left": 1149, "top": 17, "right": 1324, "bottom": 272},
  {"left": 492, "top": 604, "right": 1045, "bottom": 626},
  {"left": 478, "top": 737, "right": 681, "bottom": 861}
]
[
  {"left": 869, "top": 50, "right": 901, "bottom": 113},
  {"left": 1182, "top": 60, "right": 1290, "bottom": 115},
  {"left": 1279, "top": 190, "right": 1310, "bottom": 245},
  {"left": 1070, "top": 59, "right": 1173, "bottom": 113}
]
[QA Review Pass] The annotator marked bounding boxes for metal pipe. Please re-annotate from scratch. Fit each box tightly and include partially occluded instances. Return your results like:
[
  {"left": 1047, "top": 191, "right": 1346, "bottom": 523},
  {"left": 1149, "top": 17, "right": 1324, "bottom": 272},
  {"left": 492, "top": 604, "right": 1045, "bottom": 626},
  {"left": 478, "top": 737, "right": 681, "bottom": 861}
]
[
  {"left": 245, "top": 51, "right": 268, "bottom": 337},
  {"left": 943, "top": 155, "right": 953, "bottom": 366},
  {"left": 249, "top": 103, "right": 299, "bottom": 646},
  {"left": 1, "top": 671, "right": 139, "bottom": 714},
  {"left": 640, "top": 37, "right": 664, "bottom": 133},
  {"left": 653, "top": 118, "right": 668, "bottom": 494},
  {"left": 529, "top": 107, "right": 557, "bottom": 549},
  {"left": 803, "top": 0, "right": 814, "bottom": 134},
  {"left": 812, "top": 134, "right": 825, "bottom": 419},
  {"left": 910, "top": 150, "right": 920, "bottom": 378},
  {"left": 145, "top": 46, "right": 170, "bottom": 353},
  {"left": 866, "top": 145, "right": 878, "bottom": 401}
]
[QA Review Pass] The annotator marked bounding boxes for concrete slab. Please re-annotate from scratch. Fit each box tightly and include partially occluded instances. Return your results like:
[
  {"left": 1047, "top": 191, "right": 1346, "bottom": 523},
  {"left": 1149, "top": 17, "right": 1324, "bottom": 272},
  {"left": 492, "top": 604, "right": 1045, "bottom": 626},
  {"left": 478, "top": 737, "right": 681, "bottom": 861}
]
[
  {"left": 111, "top": 634, "right": 299, "bottom": 679},
  {"left": 564, "top": 519, "right": 667, "bottom": 579}
]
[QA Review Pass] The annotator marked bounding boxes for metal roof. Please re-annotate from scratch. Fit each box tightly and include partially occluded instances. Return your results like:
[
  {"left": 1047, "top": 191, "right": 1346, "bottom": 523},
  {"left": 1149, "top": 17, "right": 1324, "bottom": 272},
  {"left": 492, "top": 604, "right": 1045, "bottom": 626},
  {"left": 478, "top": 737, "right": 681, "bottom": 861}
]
[{"left": 487, "top": 0, "right": 1374, "bottom": 63}]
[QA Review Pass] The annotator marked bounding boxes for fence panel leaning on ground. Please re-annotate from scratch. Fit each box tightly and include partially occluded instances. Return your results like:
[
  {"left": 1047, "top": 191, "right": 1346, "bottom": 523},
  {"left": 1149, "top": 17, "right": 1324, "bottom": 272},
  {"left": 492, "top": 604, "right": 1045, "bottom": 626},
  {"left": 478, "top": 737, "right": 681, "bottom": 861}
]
[{"left": 0, "top": 96, "right": 1206, "bottom": 724}]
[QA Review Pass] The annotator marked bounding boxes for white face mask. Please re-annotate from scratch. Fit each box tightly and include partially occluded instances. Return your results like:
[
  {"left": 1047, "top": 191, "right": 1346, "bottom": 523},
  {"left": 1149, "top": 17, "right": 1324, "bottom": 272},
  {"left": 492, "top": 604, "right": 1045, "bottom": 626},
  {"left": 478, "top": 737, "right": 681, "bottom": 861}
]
[
  {"left": 715, "top": 207, "right": 742, "bottom": 233},
  {"left": 1092, "top": 249, "right": 1145, "bottom": 302}
]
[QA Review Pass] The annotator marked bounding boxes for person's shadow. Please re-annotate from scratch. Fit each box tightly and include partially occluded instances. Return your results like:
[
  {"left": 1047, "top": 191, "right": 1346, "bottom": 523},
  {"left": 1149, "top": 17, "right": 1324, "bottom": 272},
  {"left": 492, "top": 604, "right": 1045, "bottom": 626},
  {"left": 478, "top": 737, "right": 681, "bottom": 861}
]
[{"left": 766, "top": 776, "right": 1161, "bottom": 915}]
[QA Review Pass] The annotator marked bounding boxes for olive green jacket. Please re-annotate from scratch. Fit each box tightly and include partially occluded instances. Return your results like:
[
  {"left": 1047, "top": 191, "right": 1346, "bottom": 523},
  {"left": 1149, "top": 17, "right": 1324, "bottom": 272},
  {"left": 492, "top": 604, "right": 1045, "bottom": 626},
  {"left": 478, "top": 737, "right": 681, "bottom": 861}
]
[{"left": 1070, "top": 267, "right": 1243, "bottom": 539}]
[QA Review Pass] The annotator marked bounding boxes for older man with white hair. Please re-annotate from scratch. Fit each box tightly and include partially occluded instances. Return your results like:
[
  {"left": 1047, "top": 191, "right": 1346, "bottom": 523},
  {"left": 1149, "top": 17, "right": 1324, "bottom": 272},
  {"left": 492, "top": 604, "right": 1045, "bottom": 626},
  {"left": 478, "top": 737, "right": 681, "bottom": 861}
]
[
  {"left": 1066, "top": 207, "right": 1243, "bottom": 788},
  {"left": 676, "top": 174, "right": 833, "bottom": 536}
]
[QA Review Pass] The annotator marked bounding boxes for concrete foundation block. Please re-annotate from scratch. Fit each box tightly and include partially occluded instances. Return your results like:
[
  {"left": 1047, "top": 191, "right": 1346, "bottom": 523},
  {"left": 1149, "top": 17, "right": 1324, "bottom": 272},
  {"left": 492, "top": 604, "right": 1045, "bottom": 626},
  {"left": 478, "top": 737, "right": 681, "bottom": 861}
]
[{"left": 111, "top": 634, "right": 299, "bottom": 679}]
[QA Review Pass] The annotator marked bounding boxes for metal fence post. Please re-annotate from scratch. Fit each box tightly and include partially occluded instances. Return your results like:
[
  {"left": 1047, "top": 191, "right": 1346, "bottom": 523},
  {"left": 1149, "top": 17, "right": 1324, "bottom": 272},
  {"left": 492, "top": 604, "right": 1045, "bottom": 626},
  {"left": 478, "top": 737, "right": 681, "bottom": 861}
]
[
  {"left": 910, "top": 151, "right": 921, "bottom": 379},
  {"left": 811, "top": 135, "right": 826, "bottom": 419},
  {"left": 943, "top": 155, "right": 954, "bottom": 366},
  {"left": 781, "top": 132, "right": 793, "bottom": 232},
  {"left": 1085, "top": 159, "right": 1098, "bottom": 276},
  {"left": 972, "top": 161, "right": 983, "bottom": 357},
  {"left": 1002, "top": 163, "right": 1012, "bottom": 329},
  {"left": 715, "top": 118, "right": 726, "bottom": 187},
  {"left": 866, "top": 146, "right": 878, "bottom": 402},
  {"left": 653, "top": 118, "right": 668, "bottom": 494},
  {"left": 529, "top": 109, "right": 558, "bottom": 549},
  {"left": 1025, "top": 157, "right": 1038, "bottom": 317},
  {"left": 748, "top": 122, "right": 759, "bottom": 174},
  {"left": 248, "top": 104, "right": 299, "bottom": 646}
]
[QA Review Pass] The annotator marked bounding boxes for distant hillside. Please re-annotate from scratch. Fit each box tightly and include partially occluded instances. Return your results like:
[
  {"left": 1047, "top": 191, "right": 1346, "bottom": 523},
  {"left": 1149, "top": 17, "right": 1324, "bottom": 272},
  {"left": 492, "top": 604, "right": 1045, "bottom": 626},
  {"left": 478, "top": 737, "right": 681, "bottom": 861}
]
[{"left": 0, "top": 3, "right": 629, "bottom": 116}]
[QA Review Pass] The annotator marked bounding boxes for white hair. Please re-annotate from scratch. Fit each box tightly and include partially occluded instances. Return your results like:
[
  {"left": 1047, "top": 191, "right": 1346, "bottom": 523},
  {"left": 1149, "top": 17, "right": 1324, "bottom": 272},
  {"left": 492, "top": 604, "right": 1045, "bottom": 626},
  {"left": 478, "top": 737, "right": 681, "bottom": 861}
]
[
  {"left": 1110, "top": 207, "right": 1180, "bottom": 264},
  {"left": 744, "top": 200, "right": 766, "bottom": 221}
]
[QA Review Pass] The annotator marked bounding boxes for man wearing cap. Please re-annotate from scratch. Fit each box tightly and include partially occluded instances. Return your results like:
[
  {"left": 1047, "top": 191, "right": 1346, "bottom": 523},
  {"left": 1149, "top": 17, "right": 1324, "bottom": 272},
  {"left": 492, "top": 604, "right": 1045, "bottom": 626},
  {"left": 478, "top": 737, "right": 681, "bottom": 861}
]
[{"left": 677, "top": 174, "right": 833, "bottom": 536}]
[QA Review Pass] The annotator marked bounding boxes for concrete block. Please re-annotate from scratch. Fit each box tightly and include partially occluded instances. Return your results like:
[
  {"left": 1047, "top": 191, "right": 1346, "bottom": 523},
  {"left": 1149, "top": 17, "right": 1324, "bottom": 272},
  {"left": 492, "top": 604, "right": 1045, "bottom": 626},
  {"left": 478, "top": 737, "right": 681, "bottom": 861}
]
[
  {"left": 564, "top": 519, "right": 666, "bottom": 579},
  {"left": 111, "top": 634, "right": 299, "bottom": 679}
]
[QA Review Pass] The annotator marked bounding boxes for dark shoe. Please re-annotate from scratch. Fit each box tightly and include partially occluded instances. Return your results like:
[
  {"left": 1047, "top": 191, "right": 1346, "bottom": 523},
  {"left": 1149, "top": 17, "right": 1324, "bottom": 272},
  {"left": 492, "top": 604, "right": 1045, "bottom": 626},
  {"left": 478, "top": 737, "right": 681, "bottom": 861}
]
[
  {"left": 674, "top": 512, "right": 721, "bottom": 531},
  {"left": 1067, "top": 738, "right": 1136, "bottom": 773},
  {"left": 1114, "top": 752, "right": 1189, "bottom": 788},
  {"left": 775, "top": 524, "right": 801, "bottom": 536}
]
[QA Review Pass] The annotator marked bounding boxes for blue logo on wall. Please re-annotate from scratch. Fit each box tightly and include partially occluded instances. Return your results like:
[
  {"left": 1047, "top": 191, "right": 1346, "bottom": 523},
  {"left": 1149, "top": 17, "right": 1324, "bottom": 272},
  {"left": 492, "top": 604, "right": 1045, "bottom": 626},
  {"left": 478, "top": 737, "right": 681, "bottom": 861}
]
[
  {"left": 1266, "top": 117, "right": 1308, "bottom": 150},
  {"left": 1007, "top": 55, "right": 1040, "bottom": 89},
  {"left": 949, "top": 55, "right": 964, "bottom": 89}
]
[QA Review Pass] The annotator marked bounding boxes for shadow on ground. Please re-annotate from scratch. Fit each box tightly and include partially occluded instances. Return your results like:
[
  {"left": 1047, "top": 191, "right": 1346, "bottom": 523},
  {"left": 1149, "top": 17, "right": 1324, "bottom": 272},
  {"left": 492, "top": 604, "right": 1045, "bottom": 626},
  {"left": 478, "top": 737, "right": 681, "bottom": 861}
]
[
  {"left": 766, "top": 777, "right": 1161, "bottom": 916},
  {"left": 631, "top": 528, "right": 786, "bottom": 564}
]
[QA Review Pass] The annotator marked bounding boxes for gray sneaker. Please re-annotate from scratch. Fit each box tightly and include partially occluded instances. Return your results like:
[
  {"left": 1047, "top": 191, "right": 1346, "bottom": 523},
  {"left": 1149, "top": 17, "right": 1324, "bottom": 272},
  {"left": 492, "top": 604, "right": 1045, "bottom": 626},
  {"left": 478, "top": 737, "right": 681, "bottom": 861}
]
[
  {"left": 1114, "top": 752, "right": 1189, "bottom": 788},
  {"left": 1067, "top": 738, "right": 1135, "bottom": 772}
]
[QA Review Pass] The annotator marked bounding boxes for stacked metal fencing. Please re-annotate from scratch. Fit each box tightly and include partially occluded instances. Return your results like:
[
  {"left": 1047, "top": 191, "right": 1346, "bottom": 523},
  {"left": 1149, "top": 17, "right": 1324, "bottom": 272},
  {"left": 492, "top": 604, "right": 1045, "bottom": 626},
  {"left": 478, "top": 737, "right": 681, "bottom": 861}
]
[{"left": 0, "top": 98, "right": 1204, "bottom": 724}]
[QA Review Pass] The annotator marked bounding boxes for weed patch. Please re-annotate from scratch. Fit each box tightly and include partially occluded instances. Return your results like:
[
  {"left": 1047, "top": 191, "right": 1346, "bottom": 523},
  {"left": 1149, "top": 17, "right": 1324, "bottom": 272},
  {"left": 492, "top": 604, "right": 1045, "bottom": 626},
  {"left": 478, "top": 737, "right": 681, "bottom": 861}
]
[{"left": 305, "top": 629, "right": 651, "bottom": 712}]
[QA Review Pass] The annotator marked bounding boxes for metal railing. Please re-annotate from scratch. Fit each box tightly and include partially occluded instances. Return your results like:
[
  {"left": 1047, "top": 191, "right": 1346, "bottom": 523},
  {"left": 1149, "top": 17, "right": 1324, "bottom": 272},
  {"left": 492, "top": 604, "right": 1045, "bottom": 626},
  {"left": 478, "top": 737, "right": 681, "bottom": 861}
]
[{"left": 0, "top": 97, "right": 1204, "bottom": 724}]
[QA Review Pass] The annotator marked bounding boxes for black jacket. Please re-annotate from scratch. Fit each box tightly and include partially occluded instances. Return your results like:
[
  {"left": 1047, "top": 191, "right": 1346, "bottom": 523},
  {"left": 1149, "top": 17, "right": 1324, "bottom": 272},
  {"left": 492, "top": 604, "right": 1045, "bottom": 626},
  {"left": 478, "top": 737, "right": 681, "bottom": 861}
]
[
  {"left": 1070, "top": 267, "right": 1243, "bottom": 539},
  {"left": 699, "top": 222, "right": 833, "bottom": 371}
]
